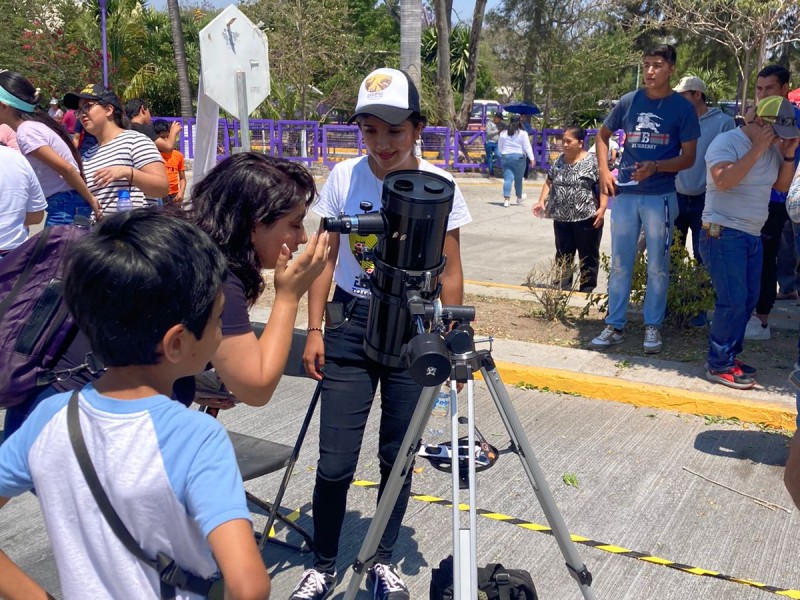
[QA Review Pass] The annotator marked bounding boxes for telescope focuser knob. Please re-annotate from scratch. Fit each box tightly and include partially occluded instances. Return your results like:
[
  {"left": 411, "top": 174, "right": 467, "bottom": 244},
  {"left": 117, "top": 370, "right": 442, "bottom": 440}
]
[{"left": 359, "top": 201, "right": 373, "bottom": 212}]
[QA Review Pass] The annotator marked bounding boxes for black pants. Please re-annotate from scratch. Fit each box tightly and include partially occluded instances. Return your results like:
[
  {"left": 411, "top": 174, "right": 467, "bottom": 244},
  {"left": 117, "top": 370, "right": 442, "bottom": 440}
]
[
  {"left": 674, "top": 192, "right": 705, "bottom": 263},
  {"left": 312, "top": 288, "right": 422, "bottom": 573},
  {"left": 553, "top": 217, "right": 602, "bottom": 292},
  {"left": 756, "top": 201, "right": 789, "bottom": 315}
]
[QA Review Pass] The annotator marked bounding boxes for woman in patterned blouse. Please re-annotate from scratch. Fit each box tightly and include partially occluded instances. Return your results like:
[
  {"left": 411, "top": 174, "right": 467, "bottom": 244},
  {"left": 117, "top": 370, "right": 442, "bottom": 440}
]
[{"left": 533, "top": 126, "right": 608, "bottom": 292}]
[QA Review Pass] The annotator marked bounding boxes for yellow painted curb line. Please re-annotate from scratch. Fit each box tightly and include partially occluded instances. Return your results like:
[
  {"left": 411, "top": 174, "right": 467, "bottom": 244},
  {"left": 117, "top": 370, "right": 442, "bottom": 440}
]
[{"left": 481, "top": 360, "right": 796, "bottom": 431}]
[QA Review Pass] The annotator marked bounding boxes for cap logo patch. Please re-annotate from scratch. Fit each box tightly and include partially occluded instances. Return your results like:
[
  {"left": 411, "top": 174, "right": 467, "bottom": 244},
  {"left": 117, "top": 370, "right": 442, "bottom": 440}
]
[
  {"left": 81, "top": 85, "right": 95, "bottom": 94},
  {"left": 365, "top": 74, "right": 392, "bottom": 93}
]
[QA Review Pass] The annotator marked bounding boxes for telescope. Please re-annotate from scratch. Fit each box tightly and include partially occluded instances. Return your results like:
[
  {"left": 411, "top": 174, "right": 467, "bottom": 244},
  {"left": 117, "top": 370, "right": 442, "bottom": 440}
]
[{"left": 322, "top": 170, "right": 474, "bottom": 387}]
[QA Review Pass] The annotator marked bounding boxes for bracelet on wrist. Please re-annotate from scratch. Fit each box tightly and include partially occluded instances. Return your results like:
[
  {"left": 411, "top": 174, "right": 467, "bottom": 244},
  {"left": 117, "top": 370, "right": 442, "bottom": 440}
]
[
  {"left": 307, "top": 327, "right": 323, "bottom": 333},
  {"left": 785, "top": 156, "right": 795, "bottom": 162}
]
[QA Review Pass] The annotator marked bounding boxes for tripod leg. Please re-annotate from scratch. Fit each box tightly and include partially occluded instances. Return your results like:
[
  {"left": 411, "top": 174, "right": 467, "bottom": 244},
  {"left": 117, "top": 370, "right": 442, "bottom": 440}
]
[
  {"left": 450, "top": 380, "right": 479, "bottom": 600},
  {"left": 258, "top": 380, "right": 322, "bottom": 552},
  {"left": 480, "top": 356, "right": 597, "bottom": 600},
  {"left": 342, "top": 386, "right": 440, "bottom": 600}
]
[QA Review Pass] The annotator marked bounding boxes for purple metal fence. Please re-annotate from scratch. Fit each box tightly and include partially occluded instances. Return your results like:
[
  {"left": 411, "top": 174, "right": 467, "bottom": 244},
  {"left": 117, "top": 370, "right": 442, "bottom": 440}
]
[
  {"left": 420, "top": 126, "right": 451, "bottom": 169},
  {"left": 321, "top": 125, "right": 363, "bottom": 168},
  {"left": 452, "top": 130, "right": 486, "bottom": 172},
  {"left": 276, "top": 121, "right": 320, "bottom": 166}
]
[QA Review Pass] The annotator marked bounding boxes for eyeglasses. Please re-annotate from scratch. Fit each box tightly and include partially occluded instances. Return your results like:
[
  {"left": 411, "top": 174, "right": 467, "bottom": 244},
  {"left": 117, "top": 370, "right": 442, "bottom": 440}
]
[{"left": 77, "top": 101, "right": 100, "bottom": 116}]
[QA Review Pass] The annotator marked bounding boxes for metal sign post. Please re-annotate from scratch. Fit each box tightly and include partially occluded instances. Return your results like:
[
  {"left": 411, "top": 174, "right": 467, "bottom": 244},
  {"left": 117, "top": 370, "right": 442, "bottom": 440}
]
[{"left": 235, "top": 71, "right": 251, "bottom": 153}]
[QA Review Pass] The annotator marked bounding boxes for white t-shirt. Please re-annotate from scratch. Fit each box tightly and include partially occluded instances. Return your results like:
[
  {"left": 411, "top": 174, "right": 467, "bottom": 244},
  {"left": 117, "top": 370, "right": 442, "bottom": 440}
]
[
  {"left": 314, "top": 156, "right": 472, "bottom": 298},
  {"left": 498, "top": 130, "right": 534, "bottom": 161},
  {"left": 0, "top": 145, "right": 47, "bottom": 251},
  {"left": 0, "top": 385, "right": 251, "bottom": 599},
  {"left": 83, "top": 130, "right": 163, "bottom": 213},
  {"left": 703, "top": 127, "right": 782, "bottom": 236},
  {"left": 589, "top": 138, "right": 619, "bottom": 161},
  {"left": 16, "top": 120, "right": 78, "bottom": 197}
]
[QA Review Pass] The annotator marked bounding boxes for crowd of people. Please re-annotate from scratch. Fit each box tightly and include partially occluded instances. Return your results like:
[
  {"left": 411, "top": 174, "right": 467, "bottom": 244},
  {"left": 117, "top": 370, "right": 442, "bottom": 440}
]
[{"left": 2, "top": 49, "right": 800, "bottom": 600}]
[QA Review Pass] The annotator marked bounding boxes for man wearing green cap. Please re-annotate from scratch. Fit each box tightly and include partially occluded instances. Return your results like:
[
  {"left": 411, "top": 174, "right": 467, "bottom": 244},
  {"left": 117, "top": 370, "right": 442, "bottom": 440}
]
[{"left": 699, "top": 95, "right": 799, "bottom": 389}]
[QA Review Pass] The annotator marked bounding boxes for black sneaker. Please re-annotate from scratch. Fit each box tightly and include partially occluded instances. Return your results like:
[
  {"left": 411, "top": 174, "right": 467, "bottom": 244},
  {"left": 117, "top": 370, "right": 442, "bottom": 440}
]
[
  {"left": 368, "top": 563, "right": 409, "bottom": 600},
  {"left": 706, "top": 367, "right": 756, "bottom": 390},
  {"left": 289, "top": 568, "right": 336, "bottom": 600},
  {"left": 733, "top": 359, "right": 757, "bottom": 376}
]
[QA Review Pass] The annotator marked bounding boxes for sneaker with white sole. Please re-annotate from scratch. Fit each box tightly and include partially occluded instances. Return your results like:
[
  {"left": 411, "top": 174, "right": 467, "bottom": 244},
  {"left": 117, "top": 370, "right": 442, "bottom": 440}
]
[
  {"left": 743, "top": 315, "right": 770, "bottom": 340},
  {"left": 590, "top": 325, "right": 624, "bottom": 349},
  {"left": 516, "top": 193, "right": 527, "bottom": 205},
  {"left": 706, "top": 367, "right": 756, "bottom": 390},
  {"left": 643, "top": 326, "right": 662, "bottom": 354},
  {"left": 368, "top": 564, "right": 409, "bottom": 600},
  {"left": 289, "top": 569, "right": 336, "bottom": 600},
  {"left": 503, "top": 198, "right": 510, "bottom": 207}
]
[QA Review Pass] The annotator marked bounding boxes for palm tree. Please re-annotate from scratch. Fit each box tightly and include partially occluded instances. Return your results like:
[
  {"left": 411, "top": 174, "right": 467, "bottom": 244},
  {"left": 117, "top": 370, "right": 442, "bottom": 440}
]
[
  {"left": 400, "top": 0, "right": 422, "bottom": 90},
  {"left": 166, "top": 0, "right": 193, "bottom": 119}
]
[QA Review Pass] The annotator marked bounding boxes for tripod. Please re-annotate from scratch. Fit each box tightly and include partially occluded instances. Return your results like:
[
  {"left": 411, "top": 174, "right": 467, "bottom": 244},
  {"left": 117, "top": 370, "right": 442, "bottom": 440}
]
[{"left": 342, "top": 332, "right": 596, "bottom": 600}]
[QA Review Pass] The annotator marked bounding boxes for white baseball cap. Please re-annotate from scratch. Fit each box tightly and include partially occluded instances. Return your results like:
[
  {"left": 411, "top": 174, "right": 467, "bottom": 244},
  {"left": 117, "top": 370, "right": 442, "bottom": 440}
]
[
  {"left": 348, "top": 68, "right": 422, "bottom": 125},
  {"left": 673, "top": 76, "right": 707, "bottom": 94}
]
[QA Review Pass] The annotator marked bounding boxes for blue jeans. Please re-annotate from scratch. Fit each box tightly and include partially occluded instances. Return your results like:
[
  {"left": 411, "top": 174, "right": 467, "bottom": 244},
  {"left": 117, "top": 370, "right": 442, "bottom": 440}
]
[
  {"left": 312, "top": 288, "right": 423, "bottom": 572},
  {"left": 484, "top": 141, "right": 498, "bottom": 174},
  {"left": 698, "top": 228, "right": 762, "bottom": 372},
  {"left": 606, "top": 192, "right": 677, "bottom": 329},
  {"left": 45, "top": 189, "right": 92, "bottom": 226},
  {"left": 501, "top": 153, "right": 526, "bottom": 198}
]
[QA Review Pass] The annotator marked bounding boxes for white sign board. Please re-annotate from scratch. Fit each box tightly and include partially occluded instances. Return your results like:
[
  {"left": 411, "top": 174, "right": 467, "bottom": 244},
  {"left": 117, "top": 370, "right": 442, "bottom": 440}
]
[{"left": 199, "top": 5, "right": 270, "bottom": 117}]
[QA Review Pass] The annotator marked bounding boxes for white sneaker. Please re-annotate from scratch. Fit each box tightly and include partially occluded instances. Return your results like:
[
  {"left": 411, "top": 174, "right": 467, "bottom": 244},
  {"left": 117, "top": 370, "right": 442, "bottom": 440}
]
[
  {"left": 643, "top": 325, "right": 662, "bottom": 354},
  {"left": 590, "top": 325, "right": 624, "bottom": 349},
  {"left": 516, "top": 193, "right": 527, "bottom": 205},
  {"left": 743, "top": 315, "right": 770, "bottom": 340},
  {"left": 503, "top": 198, "right": 510, "bottom": 207}
]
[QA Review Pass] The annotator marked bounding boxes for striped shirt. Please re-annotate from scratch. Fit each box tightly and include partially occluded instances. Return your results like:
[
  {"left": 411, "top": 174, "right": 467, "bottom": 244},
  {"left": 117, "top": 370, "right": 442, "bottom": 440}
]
[{"left": 83, "top": 130, "right": 163, "bottom": 213}]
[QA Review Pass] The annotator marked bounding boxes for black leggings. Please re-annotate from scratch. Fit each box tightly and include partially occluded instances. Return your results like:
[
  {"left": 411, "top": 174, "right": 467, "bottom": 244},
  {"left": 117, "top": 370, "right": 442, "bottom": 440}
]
[
  {"left": 756, "top": 201, "right": 788, "bottom": 315},
  {"left": 553, "top": 217, "right": 603, "bottom": 292}
]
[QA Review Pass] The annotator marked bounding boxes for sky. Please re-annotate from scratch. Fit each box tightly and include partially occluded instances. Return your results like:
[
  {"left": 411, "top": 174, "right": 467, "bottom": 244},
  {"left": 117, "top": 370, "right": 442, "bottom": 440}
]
[{"left": 149, "top": 0, "right": 501, "bottom": 25}]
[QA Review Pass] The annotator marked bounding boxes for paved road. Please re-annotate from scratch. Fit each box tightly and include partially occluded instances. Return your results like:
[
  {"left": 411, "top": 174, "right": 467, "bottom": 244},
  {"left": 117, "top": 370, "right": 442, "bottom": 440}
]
[{"left": 2, "top": 375, "right": 798, "bottom": 599}]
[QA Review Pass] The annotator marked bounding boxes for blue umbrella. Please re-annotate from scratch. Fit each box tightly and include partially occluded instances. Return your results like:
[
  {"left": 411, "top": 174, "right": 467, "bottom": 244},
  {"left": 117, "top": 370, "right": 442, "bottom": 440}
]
[{"left": 502, "top": 101, "right": 541, "bottom": 116}]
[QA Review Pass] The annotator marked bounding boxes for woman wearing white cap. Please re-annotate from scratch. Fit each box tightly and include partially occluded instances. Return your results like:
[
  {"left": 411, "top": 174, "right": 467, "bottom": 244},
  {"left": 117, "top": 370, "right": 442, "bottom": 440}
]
[{"left": 292, "top": 68, "right": 471, "bottom": 600}]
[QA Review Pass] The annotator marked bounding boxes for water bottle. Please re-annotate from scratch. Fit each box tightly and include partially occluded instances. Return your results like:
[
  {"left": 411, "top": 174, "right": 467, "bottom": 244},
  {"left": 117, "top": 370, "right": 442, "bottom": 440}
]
[
  {"left": 425, "top": 387, "right": 451, "bottom": 446},
  {"left": 116, "top": 189, "right": 133, "bottom": 212}
]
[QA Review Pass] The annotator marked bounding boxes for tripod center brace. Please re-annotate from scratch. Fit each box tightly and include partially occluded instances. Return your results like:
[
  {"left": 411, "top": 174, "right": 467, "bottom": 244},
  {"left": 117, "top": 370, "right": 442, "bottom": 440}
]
[{"left": 342, "top": 323, "right": 596, "bottom": 600}]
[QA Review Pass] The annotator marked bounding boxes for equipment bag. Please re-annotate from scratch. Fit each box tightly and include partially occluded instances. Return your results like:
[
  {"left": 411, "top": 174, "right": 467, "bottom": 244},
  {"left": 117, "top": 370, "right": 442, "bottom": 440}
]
[
  {"left": 0, "top": 223, "right": 89, "bottom": 408},
  {"left": 430, "top": 555, "right": 538, "bottom": 600}
]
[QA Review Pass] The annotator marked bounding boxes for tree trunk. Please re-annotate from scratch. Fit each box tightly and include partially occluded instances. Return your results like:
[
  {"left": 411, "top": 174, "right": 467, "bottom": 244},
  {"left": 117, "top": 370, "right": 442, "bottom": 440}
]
[
  {"left": 740, "top": 49, "right": 751, "bottom": 116},
  {"left": 166, "top": 0, "right": 192, "bottom": 120},
  {"left": 400, "top": 0, "right": 422, "bottom": 90},
  {"left": 434, "top": 0, "right": 454, "bottom": 128},
  {"left": 454, "top": 0, "right": 488, "bottom": 130}
]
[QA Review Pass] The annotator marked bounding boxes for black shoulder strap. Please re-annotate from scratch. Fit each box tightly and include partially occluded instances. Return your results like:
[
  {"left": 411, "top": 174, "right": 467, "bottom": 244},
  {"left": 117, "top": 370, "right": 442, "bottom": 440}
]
[
  {"left": 66, "top": 391, "right": 213, "bottom": 599},
  {"left": 486, "top": 563, "right": 513, "bottom": 600},
  {"left": 0, "top": 227, "right": 52, "bottom": 320}
]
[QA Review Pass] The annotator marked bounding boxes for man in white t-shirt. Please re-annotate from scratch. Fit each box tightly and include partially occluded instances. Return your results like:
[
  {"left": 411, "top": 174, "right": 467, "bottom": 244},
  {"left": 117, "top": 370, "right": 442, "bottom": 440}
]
[
  {"left": 0, "top": 145, "right": 46, "bottom": 253},
  {"left": 700, "top": 96, "right": 799, "bottom": 389}
]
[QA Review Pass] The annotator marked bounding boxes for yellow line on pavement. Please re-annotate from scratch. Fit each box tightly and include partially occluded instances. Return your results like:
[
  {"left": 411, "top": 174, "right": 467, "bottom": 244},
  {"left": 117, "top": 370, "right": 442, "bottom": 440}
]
[{"left": 485, "top": 361, "right": 796, "bottom": 430}]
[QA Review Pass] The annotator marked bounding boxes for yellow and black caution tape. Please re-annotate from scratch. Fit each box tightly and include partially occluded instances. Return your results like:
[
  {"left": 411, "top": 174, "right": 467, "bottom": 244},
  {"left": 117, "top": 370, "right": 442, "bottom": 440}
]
[{"left": 352, "top": 480, "right": 800, "bottom": 599}]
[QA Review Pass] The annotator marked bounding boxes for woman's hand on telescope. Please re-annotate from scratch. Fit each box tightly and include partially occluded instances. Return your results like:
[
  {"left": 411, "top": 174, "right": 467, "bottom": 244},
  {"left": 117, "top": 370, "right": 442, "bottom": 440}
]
[{"left": 274, "top": 231, "right": 330, "bottom": 301}]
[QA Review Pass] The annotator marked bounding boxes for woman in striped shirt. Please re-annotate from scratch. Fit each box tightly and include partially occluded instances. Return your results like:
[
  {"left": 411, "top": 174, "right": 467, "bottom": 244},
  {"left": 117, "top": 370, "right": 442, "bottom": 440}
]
[{"left": 62, "top": 84, "right": 167, "bottom": 214}]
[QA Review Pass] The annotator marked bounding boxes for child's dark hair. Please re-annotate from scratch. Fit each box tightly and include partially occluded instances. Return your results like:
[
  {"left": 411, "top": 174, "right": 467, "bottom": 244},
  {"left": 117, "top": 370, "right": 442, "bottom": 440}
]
[
  {"left": 0, "top": 71, "right": 85, "bottom": 177},
  {"left": 188, "top": 153, "right": 316, "bottom": 305},
  {"left": 564, "top": 126, "right": 586, "bottom": 141},
  {"left": 63, "top": 210, "right": 227, "bottom": 367},
  {"left": 153, "top": 119, "right": 170, "bottom": 134},
  {"left": 643, "top": 44, "right": 677, "bottom": 65}
]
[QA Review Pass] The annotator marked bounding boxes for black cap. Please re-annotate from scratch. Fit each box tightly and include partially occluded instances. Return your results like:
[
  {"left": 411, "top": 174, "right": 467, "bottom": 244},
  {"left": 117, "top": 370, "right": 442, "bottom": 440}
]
[{"left": 63, "top": 83, "right": 122, "bottom": 111}]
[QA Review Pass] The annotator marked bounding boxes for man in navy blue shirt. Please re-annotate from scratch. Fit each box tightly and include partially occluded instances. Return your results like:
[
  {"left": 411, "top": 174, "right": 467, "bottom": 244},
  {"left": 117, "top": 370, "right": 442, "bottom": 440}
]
[{"left": 591, "top": 44, "right": 700, "bottom": 354}]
